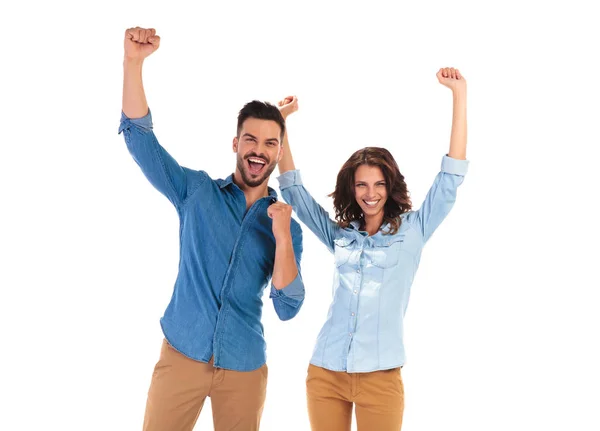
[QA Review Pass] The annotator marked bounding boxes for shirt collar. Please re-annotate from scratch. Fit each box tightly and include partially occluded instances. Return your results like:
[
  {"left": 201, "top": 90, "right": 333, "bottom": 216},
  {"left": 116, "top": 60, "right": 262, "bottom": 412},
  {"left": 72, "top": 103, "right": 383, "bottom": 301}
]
[{"left": 349, "top": 220, "right": 393, "bottom": 236}]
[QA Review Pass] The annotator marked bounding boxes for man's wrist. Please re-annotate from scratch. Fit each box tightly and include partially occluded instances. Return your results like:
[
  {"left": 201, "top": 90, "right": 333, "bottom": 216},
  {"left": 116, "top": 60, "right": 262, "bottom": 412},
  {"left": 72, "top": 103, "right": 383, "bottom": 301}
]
[{"left": 274, "top": 232, "right": 293, "bottom": 246}]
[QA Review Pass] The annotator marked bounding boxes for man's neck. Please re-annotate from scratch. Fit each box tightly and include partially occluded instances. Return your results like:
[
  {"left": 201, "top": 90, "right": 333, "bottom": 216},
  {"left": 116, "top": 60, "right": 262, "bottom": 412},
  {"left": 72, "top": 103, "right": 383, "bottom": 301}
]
[{"left": 233, "top": 172, "right": 270, "bottom": 210}]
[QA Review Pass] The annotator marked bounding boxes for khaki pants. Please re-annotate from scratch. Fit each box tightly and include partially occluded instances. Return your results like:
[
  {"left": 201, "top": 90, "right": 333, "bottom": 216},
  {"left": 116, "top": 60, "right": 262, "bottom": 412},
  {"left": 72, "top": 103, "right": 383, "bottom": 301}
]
[
  {"left": 143, "top": 339, "right": 268, "bottom": 431},
  {"left": 306, "top": 364, "right": 404, "bottom": 431}
]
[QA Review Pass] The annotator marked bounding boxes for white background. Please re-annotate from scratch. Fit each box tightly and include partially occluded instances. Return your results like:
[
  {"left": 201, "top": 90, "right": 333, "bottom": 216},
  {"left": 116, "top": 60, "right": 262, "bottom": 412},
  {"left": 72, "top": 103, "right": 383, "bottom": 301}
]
[{"left": 1, "top": 0, "right": 599, "bottom": 430}]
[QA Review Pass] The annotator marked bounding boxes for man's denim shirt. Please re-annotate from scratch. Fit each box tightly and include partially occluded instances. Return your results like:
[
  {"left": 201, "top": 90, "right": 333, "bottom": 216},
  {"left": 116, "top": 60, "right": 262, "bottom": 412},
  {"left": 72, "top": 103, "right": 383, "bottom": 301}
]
[
  {"left": 119, "top": 110, "right": 305, "bottom": 371},
  {"left": 278, "top": 156, "right": 468, "bottom": 372}
]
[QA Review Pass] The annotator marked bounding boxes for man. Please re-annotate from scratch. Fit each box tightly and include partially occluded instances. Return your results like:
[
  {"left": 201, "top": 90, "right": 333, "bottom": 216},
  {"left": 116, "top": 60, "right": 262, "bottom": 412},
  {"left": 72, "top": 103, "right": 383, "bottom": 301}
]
[{"left": 118, "top": 27, "right": 305, "bottom": 431}]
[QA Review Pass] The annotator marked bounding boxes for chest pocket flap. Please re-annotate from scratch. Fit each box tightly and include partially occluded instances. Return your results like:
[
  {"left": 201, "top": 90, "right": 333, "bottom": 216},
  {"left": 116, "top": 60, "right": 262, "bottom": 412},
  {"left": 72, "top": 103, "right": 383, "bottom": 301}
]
[
  {"left": 333, "top": 237, "right": 357, "bottom": 267},
  {"left": 370, "top": 235, "right": 405, "bottom": 269}
]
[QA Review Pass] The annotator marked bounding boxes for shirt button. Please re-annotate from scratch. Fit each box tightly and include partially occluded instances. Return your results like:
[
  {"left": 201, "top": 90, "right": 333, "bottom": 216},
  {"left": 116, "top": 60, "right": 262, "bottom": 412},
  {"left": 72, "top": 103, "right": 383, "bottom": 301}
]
[
  {"left": 356, "top": 269, "right": 360, "bottom": 273},
  {"left": 351, "top": 312, "right": 355, "bottom": 316},
  {"left": 353, "top": 290, "right": 358, "bottom": 294},
  {"left": 349, "top": 333, "right": 353, "bottom": 337}
]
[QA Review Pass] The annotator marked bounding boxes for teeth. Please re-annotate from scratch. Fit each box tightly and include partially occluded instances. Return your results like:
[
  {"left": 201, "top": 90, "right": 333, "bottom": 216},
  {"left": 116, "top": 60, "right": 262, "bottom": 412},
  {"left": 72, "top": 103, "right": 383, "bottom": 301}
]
[
  {"left": 249, "top": 158, "right": 266, "bottom": 164},
  {"left": 365, "top": 200, "right": 379, "bottom": 206}
]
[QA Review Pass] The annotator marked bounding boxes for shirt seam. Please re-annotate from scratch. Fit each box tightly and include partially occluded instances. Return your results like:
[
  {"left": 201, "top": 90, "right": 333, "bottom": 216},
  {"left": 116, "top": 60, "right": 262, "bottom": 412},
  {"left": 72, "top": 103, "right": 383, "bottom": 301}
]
[
  {"left": 180, "top": 171, "right": 209, "bottom": 210},
  {"left": 148, "top": 132, "right": 184, "bottom": 209}
]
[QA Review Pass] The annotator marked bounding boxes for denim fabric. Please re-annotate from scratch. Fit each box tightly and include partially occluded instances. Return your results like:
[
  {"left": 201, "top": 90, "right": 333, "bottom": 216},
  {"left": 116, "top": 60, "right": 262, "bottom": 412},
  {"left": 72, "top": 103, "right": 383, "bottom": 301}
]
[
  {"left": 278, "top": 156, "right": 468, "bottom": 372},
  {"left": 119, "top": 110, "right": 304, "bottom": 371}
]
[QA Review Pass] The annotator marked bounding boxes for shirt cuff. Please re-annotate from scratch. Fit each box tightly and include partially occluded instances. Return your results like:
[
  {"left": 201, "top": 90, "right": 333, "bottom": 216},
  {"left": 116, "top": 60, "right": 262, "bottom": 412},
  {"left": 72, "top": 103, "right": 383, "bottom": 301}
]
[
  {"left": 277, "top": 170, "right": 303, "bottom": 190},
  {"left": 118, "top": 109, "right": 153, "bottom": 134},
  {"left": 269, "top": 272, "right": 304, "bottom": 301},
  {"left": 441, "top": 155, "right": 469, "bottom": 176}
]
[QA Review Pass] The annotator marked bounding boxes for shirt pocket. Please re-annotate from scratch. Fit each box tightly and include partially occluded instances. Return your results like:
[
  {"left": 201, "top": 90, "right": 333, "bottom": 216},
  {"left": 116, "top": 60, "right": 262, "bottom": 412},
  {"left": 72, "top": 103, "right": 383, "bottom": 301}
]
[
  {"left": 370, "top": 236, "right": 405, "bottom": 269},
  {"left": 333, "top": 237, "right": 357, "bottom": 267}
]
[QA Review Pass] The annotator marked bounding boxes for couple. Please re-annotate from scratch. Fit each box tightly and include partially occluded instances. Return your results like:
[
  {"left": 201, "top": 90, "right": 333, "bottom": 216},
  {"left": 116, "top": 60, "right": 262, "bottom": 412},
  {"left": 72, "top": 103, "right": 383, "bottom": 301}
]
[{"left": 119, "top": 27, "right": 469, "bottom": 431}]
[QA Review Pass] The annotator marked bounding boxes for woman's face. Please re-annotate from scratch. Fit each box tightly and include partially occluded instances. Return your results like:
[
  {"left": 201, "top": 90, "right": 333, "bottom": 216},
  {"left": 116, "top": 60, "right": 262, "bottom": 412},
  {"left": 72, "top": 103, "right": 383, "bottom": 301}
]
[{"left": 353, "top": 164, "right": 388, "bottom": 220}]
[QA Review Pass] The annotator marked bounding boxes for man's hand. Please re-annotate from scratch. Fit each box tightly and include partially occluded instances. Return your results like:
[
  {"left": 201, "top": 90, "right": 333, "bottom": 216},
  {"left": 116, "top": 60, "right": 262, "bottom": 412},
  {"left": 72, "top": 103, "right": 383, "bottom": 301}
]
[
  {"left": 124, "top": 27, "right": 161, "bottom": 62},
  {"left": 277, "top": 96, "right": 299, "bottom": 119},
  {"left": 268, "top": 202, "right": 293, "bottom": 243},
  {"left": 437, "top": 67, "right": 466, "bottom": 93}
]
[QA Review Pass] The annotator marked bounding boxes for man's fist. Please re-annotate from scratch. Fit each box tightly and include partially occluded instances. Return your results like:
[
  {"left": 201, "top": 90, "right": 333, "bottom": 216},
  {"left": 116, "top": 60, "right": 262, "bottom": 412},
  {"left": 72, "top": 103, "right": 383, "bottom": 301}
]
[
  {"left": 267, "top": 202, "right": 293, "bottom": 242},
  {"left": 437, "top": 67, "right": 466, "bottom": 93},
  {"left": 277, "top": 96, "right": 299, "bottom": 119},
  {"left": 124, "top": 27, "right": 161, "bottom": 61}
]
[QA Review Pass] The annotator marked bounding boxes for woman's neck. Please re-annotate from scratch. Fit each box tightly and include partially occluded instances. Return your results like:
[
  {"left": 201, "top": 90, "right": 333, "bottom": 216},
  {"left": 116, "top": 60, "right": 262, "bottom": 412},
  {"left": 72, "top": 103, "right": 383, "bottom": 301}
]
[{"left": 361, "top": 213, "right": 384, "bottom": 236}]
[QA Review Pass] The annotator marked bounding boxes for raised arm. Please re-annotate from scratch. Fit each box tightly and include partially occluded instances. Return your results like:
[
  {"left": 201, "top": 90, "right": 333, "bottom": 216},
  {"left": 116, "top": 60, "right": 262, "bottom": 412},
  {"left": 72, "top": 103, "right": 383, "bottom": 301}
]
[
  {"left": 438, "top": 67, "right": 467, "bottom": 160},
  {"left": 119, "top": 28, "right": 203, "bottom": 209},
  {"left": 275, "top": 96, "right": 340, "bottom": 253},
  {"left": 268, "top": 202, "right": 304, "bottom": 321},
  {"left": 407, "top": 67, "right": 469, "bottom": 242},
  {"left": 276, "top": 96, "right": 299, "bottom": 174},
  {"left": 122, "top": 27, "right": 159, "bottom": 118}
]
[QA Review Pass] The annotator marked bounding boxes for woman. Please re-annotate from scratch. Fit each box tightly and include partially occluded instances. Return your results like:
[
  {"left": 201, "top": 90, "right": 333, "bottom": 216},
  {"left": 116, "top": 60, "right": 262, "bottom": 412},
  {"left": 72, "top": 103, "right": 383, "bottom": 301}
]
[{"left": 276, "top": 67, "right": 469, "bottom": 430}]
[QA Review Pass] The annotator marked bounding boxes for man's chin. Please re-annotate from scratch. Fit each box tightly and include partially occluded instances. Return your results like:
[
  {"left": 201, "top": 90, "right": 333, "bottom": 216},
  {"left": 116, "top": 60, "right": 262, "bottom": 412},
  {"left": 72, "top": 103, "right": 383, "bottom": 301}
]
[{"left": 242, "top": 172, "right": 268, "bottom": 188}]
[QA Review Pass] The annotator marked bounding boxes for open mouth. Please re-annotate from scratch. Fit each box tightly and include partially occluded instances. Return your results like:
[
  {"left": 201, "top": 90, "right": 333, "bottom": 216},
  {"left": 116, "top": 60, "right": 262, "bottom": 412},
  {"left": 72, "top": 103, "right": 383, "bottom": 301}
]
[
  {"left": 363, "top": 199, "right": 380, "bottom": 209},
  {"left": 247, "top": 157, "right": 267, "bottom": 175}
]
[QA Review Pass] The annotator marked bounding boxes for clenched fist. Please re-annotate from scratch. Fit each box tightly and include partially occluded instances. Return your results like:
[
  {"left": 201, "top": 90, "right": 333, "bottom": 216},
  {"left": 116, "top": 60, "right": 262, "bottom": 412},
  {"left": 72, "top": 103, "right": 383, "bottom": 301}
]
[
  {"left": 124, "top": 27, "right": 161, "bottom": 61},
  {"left": 277, "top": 96, "right": 299, "bottom": 120},
  {"left": 437, "top": 67, "right": 466, "bottom": 93},
  {"left": 267, "top": 202, "right": 293, "bottom": 242}
]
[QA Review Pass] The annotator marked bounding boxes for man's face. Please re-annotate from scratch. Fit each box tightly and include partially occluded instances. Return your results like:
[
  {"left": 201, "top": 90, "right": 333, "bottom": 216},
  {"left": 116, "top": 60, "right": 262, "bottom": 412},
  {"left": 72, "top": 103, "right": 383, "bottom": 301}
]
[{"left": 233, "top": 118, "right": 283, "bottom": 188}]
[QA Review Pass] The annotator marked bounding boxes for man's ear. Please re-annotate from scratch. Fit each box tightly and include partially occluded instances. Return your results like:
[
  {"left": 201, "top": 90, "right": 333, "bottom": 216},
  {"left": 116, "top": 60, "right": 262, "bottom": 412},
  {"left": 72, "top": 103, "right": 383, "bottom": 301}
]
[{"left": 232, "top": 137, "right": 238, "bottom": 153}]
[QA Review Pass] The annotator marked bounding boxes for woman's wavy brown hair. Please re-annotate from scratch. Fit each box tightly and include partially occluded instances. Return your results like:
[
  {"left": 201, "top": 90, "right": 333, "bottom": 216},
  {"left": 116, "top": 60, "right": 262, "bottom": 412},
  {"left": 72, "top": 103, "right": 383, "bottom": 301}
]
[{"left": 328, "top": 147, "right": 412, "bottom": 235}]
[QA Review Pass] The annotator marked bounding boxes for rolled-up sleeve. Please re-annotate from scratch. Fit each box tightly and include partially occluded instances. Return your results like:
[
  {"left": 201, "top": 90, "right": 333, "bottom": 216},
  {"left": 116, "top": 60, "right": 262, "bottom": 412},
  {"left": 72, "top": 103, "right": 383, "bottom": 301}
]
[
  {"left": 441, "top": 154, "right": 469, "bottom": 176},
  {"left": 118, "top": 110, "right": 154, "bottom": 133},
  {"left": 269, "top": 223, "right": 305, "bottom": 321}
]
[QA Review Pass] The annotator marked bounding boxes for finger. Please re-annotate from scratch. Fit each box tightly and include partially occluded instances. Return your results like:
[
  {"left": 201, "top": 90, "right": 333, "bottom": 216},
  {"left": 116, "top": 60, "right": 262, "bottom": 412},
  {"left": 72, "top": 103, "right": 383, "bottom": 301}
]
[
  {"left": 456, "top": 69, "right": 462, "bottom": 79},
  {"left": 126, "top": 28, "right": 139, "bottom": 41},
  {"left": 451, "top": 68, "right": 457, "bottom": 79},
  {"left": 149, "top": 35, "right": 161, "bottom": 49}
]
